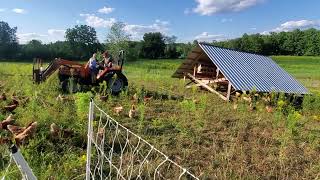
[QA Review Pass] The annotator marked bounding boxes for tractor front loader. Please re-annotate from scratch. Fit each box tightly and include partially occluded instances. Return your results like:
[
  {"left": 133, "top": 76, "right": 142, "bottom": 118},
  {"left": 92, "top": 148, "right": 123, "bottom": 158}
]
[{"left": 33, "top": 51, "right": 128, "bottom": 94}]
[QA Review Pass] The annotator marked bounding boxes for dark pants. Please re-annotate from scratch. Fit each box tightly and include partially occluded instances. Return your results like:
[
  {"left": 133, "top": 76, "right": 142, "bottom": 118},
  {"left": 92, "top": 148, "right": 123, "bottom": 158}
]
[{"left": 90, "top": 68, "right": 98, "bottom": 84}]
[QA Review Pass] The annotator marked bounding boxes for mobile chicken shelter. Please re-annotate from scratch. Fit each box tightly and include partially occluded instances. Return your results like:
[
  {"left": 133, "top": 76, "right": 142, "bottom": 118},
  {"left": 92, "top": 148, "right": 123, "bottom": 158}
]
[{"left": 172, "top": 42, "right": 308, "bottom": 101}]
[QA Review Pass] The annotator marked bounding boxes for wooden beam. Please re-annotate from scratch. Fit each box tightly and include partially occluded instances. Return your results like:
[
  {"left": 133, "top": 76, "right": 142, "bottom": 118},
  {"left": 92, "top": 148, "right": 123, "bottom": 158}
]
[
  {"left": 186, "top": 84, "right": 202, "bottom": 89},
  {"left": 216, "top": 68, "right": 220, "bottom": 80},
  {"left": 191, "top": 51, "right": 201, "bottom": 54},
  {"left": 211, "top": 78, "right": 226, "bottom": 83},
  {"left": 227, "top": 82, "right": 232, "bottom": 101},
  {"left": 187, "top": 73, "right": 228, "bottom": 101}
]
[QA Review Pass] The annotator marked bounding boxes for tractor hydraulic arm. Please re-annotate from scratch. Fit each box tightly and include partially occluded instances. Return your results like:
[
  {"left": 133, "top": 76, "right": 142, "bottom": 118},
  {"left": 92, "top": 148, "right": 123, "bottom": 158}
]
[{"left": 40, "top": 58, "right": 84, "bottom": 81}]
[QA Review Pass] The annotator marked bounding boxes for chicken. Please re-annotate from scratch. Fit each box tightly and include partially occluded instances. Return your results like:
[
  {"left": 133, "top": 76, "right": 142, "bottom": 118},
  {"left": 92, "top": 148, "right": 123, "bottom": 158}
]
[
  {"left": 7, "top": 125, "right": 26, "bottom": 135},
  {"left": 50, "top": 123, "right": 60, "bottom": 137},
  {"left": 15, "top": 122, "right": 37, "bottom": 145},
  {"left": 242, "top": 96, "right": 252, "bottom": 103},
  {"left": 3, "top": 104, "right": 18, "bottom": 112},
  {"left": 8, "top": 122, "right": 37, "bottom": 145},
  {"left": 0, "top": 114, "right": 14, "bottom": 130},
  {"left": 0, "top": 92, "right": 6, "bottom": 101},
  {"left": 235, "top": 92, "right": 241, "bottom": 98},
  {"left": 56, "top": 94, "right": 68, "bottom": 102},
  {"left": 266, "top": 105, "right": 273, "bottom": 113},
  {"left": 50, "top": 123, "right": 74, "bottom": 138},
  {"left": 233, "top": 103, "right": 238, "bottom": 110},
  {"left": 0, "top": 137, "right": 10, "bottom": 145},
  {"left": 113, "top": 106, "right": 123, "bottom": 116},
  {"left": 131, "top": 93, "right": 138, "bottom": 102},
  {"left": 129, "top": 105, "right": 138, "bottom": 119},
  {"left": 248, "top": 103, "right": 256, "bottom": 112},
  {"left": 96, "top": 128, "right": 105, "bottom": 143},
  {"left": 143, "top": 96, "right": 153, "bottom": 104}
]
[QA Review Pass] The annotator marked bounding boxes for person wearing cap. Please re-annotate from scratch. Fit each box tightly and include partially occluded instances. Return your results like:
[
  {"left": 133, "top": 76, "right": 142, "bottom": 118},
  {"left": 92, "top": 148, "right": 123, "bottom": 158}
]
[{"left": 102, "top": 51, "right": 113, "bottom": 68}]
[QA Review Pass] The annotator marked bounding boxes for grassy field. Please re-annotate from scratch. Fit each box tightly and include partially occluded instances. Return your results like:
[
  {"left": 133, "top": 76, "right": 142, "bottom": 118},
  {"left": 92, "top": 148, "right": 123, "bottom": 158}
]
[
  {"left": 273, "top": 56, "right": 320, "bottom": 93},
  {"left": 0, "top": 56, "right": 320, "bottom": 179}
]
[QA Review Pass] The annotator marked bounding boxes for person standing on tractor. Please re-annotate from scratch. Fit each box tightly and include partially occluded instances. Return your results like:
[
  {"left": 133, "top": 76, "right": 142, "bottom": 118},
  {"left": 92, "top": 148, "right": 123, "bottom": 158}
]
[
  {"left": 102, "top": 51, "right": 113, "bottom": 68},
  {"left": 89, "top": 53, "right": 98, "bottom": 83}
]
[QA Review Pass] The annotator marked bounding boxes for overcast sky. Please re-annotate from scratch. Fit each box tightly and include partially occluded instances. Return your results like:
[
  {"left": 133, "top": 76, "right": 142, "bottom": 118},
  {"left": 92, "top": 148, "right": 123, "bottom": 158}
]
[{"left": 1, "top": 0, "right": 320, "bottom": 44}]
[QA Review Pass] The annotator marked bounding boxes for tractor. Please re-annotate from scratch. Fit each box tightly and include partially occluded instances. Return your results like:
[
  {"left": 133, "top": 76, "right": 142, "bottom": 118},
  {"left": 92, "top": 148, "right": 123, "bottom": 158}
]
[{"left": 33, "top": 51, "right": 128, "bottom": 94}]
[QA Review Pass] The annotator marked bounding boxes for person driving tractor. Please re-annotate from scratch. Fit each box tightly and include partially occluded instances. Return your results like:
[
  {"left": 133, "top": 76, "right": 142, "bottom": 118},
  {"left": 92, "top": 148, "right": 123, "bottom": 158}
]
[{"left": 89, "top": 53, "right": 98, "bottom": 83}]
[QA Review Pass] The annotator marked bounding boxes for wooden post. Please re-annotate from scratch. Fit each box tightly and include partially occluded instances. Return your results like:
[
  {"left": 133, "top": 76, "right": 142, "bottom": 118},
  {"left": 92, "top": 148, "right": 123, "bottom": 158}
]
[
  {"left": 226, "top": 82, "right": 232, "bottom": 101},
  {"left": 216, "top": 68, "right": 220, "bottom": 80},
  {"left": 86, "top": 99, "right": 94, "bottom": 180},
  {"left": 193, "top": 64, "right": 197, "bottom": 77}
]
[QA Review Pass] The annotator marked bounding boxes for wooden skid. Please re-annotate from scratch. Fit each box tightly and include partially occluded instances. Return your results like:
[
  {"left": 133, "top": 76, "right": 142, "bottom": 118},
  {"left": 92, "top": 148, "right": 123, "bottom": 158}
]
[{"left": 186, "top": 73, "right": 228, "bottom": 101}]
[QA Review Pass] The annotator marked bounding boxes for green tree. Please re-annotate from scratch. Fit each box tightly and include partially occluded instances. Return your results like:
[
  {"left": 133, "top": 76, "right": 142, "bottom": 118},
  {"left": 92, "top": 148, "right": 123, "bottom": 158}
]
[
  {"left": 106, "top": 22, "right": 137, "bottom": 61},
  {"left": 21, "top": 40, "right": 50, "bottom": 59},
  {"left": 164, "top": 35, "right": 180, "bottom": 59},
  {"left": 0, "top": 21, "right": 18, "bottom": 59},
  {"left": 142, "top": 32, "right": 165, "bottom": 59},
  {"left": 304, "top": 28, "right": 320, "bottom": 56},
  {"left": 65, "top": 25, "right": 101, "bottom": 60}
]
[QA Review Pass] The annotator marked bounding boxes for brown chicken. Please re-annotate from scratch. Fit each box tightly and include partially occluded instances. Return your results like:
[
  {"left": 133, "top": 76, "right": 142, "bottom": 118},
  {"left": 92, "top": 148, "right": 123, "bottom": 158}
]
[
  {"left": 113, "top": 106, "right": 123, "bottom": 116},
  {"left": 0, "top": 114, "right": 14, "bottom": 130},
  {"left": 8, "top": 122, "right": 37, "bottom": 145},
  {"left": 3, "top": 104, "right": 18, "bottom": 112},
  {"left": 96, "top": 128, "right": 105, "bottom": 143},
  {"left": 266, "top": 105, "right": 273, "bottom": 113},
  {"left": 50, "top": 123, "right": 74, "bottom": 138},
  {"left": 7, "top": 125, "right": 26, "bottom": 135},
  {"left": 131, "top": 93, "right": 138, "bottom": 102},
  {"left": 0, "top": 137, "right": 10, "bottom": 145},
  {"left": 143, "top": 96, "right": 153, "bottom": 103},
  {"left": 129, "top": 105, "right": 138, "bottom": 119}
]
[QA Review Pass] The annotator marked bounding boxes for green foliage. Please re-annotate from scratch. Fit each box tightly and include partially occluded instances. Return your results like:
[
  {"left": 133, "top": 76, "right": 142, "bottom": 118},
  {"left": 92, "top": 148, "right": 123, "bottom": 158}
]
[
  {"left": 213, "top": 28, "right": 320, "bottom": 56},
  {"left": 303, "top": 94, "right": 320, "bottom": 115},
  {"left": 75, "top": 92, "right": 92, "bottom": 119},
  {"left": 0, "top": 21, "right": 18, "bottom": 59},
  {"left": 106, "top": 22, "right": 129, "bottom": 55},
  {"left": 65, "top": 25, "right": 101, "bottom": 59},
  {"left": 98, "top": 81, "right": 108, "bottom": 96},
  {"left": 180, "top": 100, "right": 196, "bottom": 113},
  {"left": 142, "top": 32, "right": 166, "bottom": 59}
]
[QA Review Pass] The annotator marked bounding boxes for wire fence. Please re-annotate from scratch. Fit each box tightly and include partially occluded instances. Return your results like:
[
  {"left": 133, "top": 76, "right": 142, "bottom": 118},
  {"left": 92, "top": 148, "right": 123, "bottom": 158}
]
[{"left": 86, "top": 100, "right": 199, "bottom": 180}]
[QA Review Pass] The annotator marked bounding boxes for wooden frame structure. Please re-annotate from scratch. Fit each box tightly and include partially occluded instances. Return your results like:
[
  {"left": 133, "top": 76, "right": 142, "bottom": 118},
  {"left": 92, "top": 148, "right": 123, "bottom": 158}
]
[
  {"left": 172, "top": 45, "right": 234, "bottom": 101},
  {"left": 173, "top": 43, "right": 309, "bottom": 99}
]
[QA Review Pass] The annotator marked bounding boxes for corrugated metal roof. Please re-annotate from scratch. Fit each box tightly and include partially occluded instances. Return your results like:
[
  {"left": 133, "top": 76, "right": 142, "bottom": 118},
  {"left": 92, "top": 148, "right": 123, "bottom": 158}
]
[{"left": 198, "top": 43, "right": 309, "bottom": 94}]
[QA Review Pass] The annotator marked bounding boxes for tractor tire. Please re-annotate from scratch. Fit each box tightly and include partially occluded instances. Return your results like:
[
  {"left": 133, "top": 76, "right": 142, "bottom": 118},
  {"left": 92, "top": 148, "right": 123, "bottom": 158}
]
[{"left": 107, "top": 72, "right": 128, "bottom": 95}]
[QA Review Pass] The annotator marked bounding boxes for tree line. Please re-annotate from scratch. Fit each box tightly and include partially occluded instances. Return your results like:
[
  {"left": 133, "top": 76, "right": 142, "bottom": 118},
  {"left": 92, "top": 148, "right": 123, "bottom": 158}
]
[
  {"left": 213, "top": 29, "right": 320, "bottom": 56},
  {"left": 0, "top": 21, "right": 192, "bottom": 61},
  {"left": 1, "top": 20, "right": 320, "bottom": 62}
]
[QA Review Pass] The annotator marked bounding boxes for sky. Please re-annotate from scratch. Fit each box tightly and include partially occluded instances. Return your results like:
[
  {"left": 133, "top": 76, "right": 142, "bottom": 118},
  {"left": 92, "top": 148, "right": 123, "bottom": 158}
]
[{"left": 1, "top": 0, "right": 320, "bottom": 44}]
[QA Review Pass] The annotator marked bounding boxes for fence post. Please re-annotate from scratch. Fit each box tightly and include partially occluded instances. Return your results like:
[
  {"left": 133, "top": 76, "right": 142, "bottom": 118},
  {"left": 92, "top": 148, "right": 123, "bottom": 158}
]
[
  {"left": 86, "top": 99, "right": 94, "bottom": 180},
  {"left": 10, "top": 144, "right": 37, "bottom": 180}
]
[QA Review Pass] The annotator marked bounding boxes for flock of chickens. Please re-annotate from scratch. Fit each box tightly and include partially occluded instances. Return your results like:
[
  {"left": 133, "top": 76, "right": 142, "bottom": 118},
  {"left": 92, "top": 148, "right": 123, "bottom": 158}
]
[
  {"left": 0, "top": 91, "right": 153, "bottom": 147},
  {"left": 112, "top": 93, "right": 152, "bottom": 118},
  {"left": 0, "top": 115, "right": 37, "bottom": 146},
  {"left": 233, "top": 92, "right": 274, "bottom": 113},
  {"left": 1, "top": 89, "right": 275, "bottom": 147},
  {"left": 0, "top": 92, "right": 36, "bottom": 146}
]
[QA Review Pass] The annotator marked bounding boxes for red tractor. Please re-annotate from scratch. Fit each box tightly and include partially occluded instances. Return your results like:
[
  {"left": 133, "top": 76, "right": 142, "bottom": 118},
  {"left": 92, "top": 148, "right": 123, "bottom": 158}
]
[{"left": 33, "top": 51, "right": 128, "bottom": 94}]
